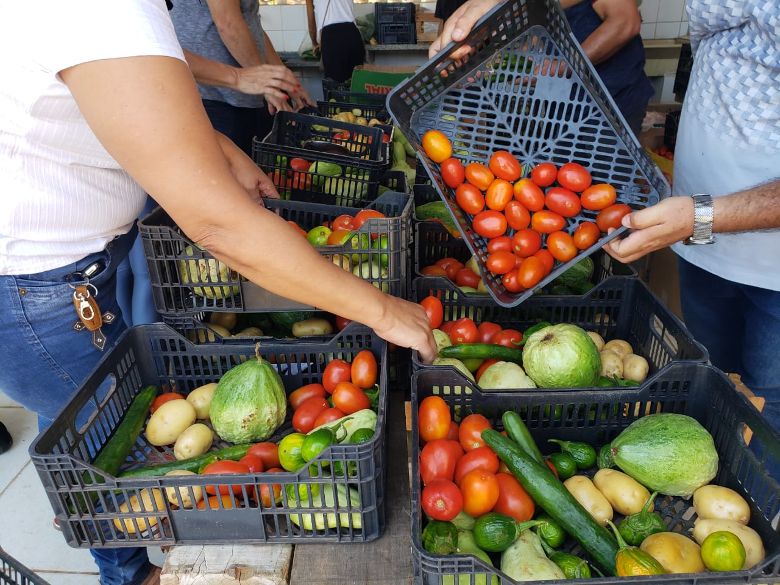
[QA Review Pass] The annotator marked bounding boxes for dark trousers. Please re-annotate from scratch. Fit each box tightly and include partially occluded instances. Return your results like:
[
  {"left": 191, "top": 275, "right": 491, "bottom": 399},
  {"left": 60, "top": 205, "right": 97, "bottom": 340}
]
[
  {"left": 321, "top": 22, "right": 366, "bottom": 83},
  {"left": 202, "top": 99, "right": 275, "bottom": 155}
]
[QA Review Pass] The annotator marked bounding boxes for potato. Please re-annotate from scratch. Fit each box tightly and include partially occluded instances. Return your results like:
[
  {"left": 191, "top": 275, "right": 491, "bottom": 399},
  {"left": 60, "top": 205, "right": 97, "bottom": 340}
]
[
  {"left": 594, "top": 313, "right": 611, "bottom": 325},
  {"left": 604, "top": 339, "right": 633, "bottom": 358},
  {"left": 113, "top": 488, "right": 165, "bottom": 534},
  {"left": 186, "top": 382, "right": 217, "bottom": 419},
  {"left": 563, "top": 475, "right": 613, "bottom": 525},
  {"left": 145, "top": 399, "right": 197, "bottom": 446},
  {"left": 292, "top": 318, "right": 334, "bottom": 337},
  {"left": 231, "top": 326, "right": 263, "bottom": 338},
  {"left": 587, "top": 331, "right": 605, "bottom": 351},
  {"left": 208, "top": 312, "right": 237, "bottom": 331},
  {"left": 206, "top": 323, "right": 230, "bottom": 338},
  {"left": 600, "top": 349, "right": 623, "bottom": 379},
  {"left": 693, "top": 485, "right": 750, "bottom": 525},
  {"left": 640, "top": 532, "right": 705, "bottom": 573},
  {"left": 173, "top": 423, "right": 213, "bottom": 460},
  {"left": 692, "top": 518, "right": 765, "bottom": 569},
  {"left": 164, "top": 470, "right": 203, "bottom": 509},
  {"left": 593, "top": 468, "right": 651, "bottom": 515},
  {"left": 623, "top": 354, "right": 649, "bottom": 383}
]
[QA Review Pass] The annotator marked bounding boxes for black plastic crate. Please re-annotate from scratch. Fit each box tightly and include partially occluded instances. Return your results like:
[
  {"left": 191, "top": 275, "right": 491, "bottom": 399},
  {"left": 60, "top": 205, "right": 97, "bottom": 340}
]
[
  {"left": 410, "top": 364, "right": 780, "bottom": 584},
  {"left": 377, "top": 22, "right": 417, "bottom": 45},
  {"left": 387, "top": 0, "right": 669, "bottom": 307},
  {"left": 29, "top": 324, "right": 388, "bottom": 547},
  {"left": 375, "top": 2, "right": 416, "bottom": 25},
  {"left": 0, "top": 549, "right": 48, "bottom": 585},
  {"left": 411, "top": 276, "right": 708, "bottom": 388},
  {"left": 139, "top": 191, "right": 413, "bottom": 314},
  {"left": 322, "top": 78, "right": 352, "bottom": 101},
  {"left": 326, "top": 91, "right": 387, "bottom": 107},
  {"left": 317, "top": 101, "right": 391, "bottom": 125}
]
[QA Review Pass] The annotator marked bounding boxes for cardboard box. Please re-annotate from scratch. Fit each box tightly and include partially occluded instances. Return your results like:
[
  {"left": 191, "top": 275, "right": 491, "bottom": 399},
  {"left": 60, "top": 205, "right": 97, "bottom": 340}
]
[{"left": 351, "top": 65, "right": 416, "bottom": 95}]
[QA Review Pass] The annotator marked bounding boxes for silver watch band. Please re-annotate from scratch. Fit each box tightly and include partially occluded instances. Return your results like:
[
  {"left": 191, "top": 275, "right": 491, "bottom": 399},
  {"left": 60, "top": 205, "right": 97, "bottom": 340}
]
[{"left": 685, "top": 194, "right": 715, "bottom": 245}]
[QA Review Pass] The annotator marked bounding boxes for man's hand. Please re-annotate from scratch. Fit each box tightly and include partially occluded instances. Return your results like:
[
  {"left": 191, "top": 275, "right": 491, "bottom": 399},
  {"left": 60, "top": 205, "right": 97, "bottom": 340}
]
[
  {"left": 429, "top": 0, "right": 501, "bottom": 59},
  {"left": 604, "top": 197, "right": 694, "bottom": 263}
]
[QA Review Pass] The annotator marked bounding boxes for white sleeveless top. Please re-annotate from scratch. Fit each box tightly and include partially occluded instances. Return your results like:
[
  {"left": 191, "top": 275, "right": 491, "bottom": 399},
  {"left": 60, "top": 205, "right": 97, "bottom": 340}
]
[{"left": 314, "top": 0, "right": 356, "bottom": 34}]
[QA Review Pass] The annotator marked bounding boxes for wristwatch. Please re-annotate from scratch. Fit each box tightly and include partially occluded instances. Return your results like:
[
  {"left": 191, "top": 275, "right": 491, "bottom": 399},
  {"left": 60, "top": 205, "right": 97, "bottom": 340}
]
[{"left": 685, "top": 194, "right": 715, "bottom": 245}]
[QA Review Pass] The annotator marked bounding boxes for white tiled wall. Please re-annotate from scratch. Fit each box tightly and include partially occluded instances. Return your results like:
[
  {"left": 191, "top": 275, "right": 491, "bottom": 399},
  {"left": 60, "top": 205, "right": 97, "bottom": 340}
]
[{"left": 639, "top": 0, "right": 689, "bottom": 39}]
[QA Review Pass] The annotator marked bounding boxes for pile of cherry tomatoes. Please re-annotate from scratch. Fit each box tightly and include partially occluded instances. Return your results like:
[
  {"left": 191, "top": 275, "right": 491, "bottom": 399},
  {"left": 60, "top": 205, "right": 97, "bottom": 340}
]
[{"left": 421, "top": 130, "right": 632, "bottom": 293}]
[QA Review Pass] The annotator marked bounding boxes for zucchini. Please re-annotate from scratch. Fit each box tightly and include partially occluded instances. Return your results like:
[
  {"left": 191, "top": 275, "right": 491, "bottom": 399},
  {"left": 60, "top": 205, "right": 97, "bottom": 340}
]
[
  {"left": 482, "top": 429, "right": 619, "bottom": 575},
  {"left": 119, "top": 443, "right": 253, "bottom": 478},
  {"left": 501, "top": 411, "right": 544, "bottom": 465},
  {"left": 472, "top": 512, "right": 542, "bottom": 553},
  {"left": 440, "top": 343, "right": 523, "bottom": 363}
]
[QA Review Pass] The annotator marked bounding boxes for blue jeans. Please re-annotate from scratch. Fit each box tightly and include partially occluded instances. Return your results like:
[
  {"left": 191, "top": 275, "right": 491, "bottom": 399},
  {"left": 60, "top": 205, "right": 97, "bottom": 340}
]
[
  {"left": 116, "top": 197, "right": 159, "bottom": 327},
  {"left": 0, "top": 236, "right": 151, "bottom": 585}
]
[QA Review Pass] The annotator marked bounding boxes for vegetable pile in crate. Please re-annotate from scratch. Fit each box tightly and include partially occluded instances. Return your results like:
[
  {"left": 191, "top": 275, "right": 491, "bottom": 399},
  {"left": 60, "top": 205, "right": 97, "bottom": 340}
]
[
  {"left": 411, "top": 364, "right": 780, "bottom": 584},
  {"left": 317, "top": 100, "right": 391, "bottom": 126},
  {"left": 0, "top": 548, "right": 49, "bottom": 585},
  {"left": 387, "top": 0, "right": 668, "bottom": 307},
  {"left": 29, "top": 324, "right": 388, "bottom": 547},
  {"left": 411, "top": 276, "right": 707, "bottom": 391},
  {"left": 139, "top": 191, "right": 412, "bottom": 314}
]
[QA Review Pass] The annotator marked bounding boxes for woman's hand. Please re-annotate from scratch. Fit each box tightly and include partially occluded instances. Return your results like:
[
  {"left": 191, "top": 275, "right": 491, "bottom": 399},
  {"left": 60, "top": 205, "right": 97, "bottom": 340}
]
[
  {"left": 235, "top": 64, "right": 297, "bottom": 113},
  {"left": 373, "top": 296, "right": 438, "bottom": 364},
  {"left": 215, "top": 132, "right": 280, "bottom": 202},
  {"left": 429, "top": 0, "right": 502, "bottom": 58}
]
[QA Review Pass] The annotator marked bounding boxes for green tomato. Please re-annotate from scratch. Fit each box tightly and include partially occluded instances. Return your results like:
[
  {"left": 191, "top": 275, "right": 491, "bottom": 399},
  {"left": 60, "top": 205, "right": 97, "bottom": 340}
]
[
  {"left": 278, "top": 432, "right": 307, "bottom": 471},
  {"left": 371, "top": 234, "right": 390, "bottom": 267},
  {"left": 301, "top": 427, "right": 336, "bottom": 462},
  {"left": 306, "top": 226, "right": 332, "bottom": 247}
]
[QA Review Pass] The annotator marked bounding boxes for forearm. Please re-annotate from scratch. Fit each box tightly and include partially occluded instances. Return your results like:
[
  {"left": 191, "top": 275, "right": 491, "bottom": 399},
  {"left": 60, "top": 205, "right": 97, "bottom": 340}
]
[
  {"left": 184, "top": 49, "right": 240, "bottom": 90},
  {"left": 263, "top": 34, "right": 285, "bottom": 66},
  {"left": 207, "top": 0, "right": 264, "bottom": 67},
  {"left": 580, "top": 18, "right": 637, "bottom": 64},
  {"left": 306, "top": 0, "right": 318, "bottom": 44},
  {"left": 713, "top": 180, "right": 780, "bottom": 233}
]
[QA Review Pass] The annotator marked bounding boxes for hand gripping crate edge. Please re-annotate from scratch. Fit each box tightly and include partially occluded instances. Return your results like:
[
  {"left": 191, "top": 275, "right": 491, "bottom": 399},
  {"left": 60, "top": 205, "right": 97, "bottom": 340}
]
[{"left": 387, "top": 0, "right": 670, "bottom": 308}]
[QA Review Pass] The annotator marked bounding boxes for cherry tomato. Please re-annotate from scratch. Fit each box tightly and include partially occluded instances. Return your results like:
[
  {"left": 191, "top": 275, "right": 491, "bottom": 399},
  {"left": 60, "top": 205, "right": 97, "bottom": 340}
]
[
  {"left": 486, "top": 250, "right": 517, "bottom": 275},
  {"left": 420, "top": 439, "right": 464, "bottom": 485},
  {"left": 596, "top": 203, "right": 632, "bottom": 232},
  {"left": 581, "top": 183, "right": 617, "bottom": 210},
  {"left": 545, "top": 186, "right": 582, "bottom": 218},
  {"left": 493, "top": 473, "right": 535, "bottom": 522},
  {"left": 313, "top": 407, "right": 345, "bottom": 428},
  {"left": 504, "top": 200, "right": 531, "bottom": 231},
  {"left": 455, "top": 183, "right": 485, "bottom": 215},
  {"left": 459, "top": 414, "right": 492, "bottom": 451},
  {"left": 290, "top": 158, "right": 311, "bottom": 172},
  {"left": 335, "top": 316, "right": 351, "bottom": 331},
  {"left": 489, "top": 151, "right": 522, "bottom": 182},
  {"left": 421, "top": 479, "right": 463, "bottom": 521},
  {"left": 531, "top": 210, "right": 566, "bottom": 234},
  {"left": 487, "top": 236, "right": 513, "bottom": 254},
  {"left": 477, "top": 322, "right": 502, "bottom": 344},
  {"left": 420, "top": 295, "right": 444, "bottom": 329},
  {"left": 322, "top": 359, "right": 351, "bottom": 393},
  {"left": 533, "top": 249, "right": 555, "bottom": 274},
  {"left": 239, "top": 454, "right": 265, "bottom": 474},
  {"left": 491, "top": 329, "right": 523, "bottom": 348},
  {"left": 573, "top": 221, "right": 601, "bottom": 250},
  {"left": 331, "top": 214, "right": 355, "bottom": 231},
  {"left": 257, "top": 468, "right": 283, "bottom": 507},
  {"left": 465, "top": 163, "right": 495, "bottom": 191},
  {"left": 450, "top": 318, "right": 478, "bottom": 345},
  {"left": 454, "top": 268, "right": 481, "bottom": 288},
  {"left": 446, "top": 420, "right": 459, "bottom": 440},
  {"left": 422, "top": 130, "right": 452, "bottom": 163},
  {"left": 501, "top": 268, "right": 523, "bottom": 293},
  {"left": 547, "top": 231, "right": 578, "bottom": 262},
  {"left": 247, "top": 442, "right": 280, "bottom": 469},
  {"left": 289, "top": 383, "right": 327, "bottom": 410},
  {"left": 530, "top": 162, "right": 557, "bottom": 187},
  {"left": 151, "top": 392, "right": 184, "bottom": 413},
  {"left": 202, "top": 461, "right": 251, "bottom": 496},
  {"left": 437, "top": 257, "right": 465, "bottom": 280},
  {"left": 332, "top": 382, "right": 370, "bottom": 414},
  {"left": 440, "top": 157, "right": 466, "bottom": 189},
  {"left": 517, "top": 256, "right": 546, "bottom": 289},
  {"left": 354, "top": 209, "right": 385, "bottom": 231},
  {"left": 292, "top": 396, "right": 329, "bottom": 433},
  {"left": 472, "top": 210, "right": 507, "bottom": 239},
  {"left": 476, "top": 358, "right": 499, "bottom": 381},
  {"left": 421, "top": 265, "right": 448, "bottom": 277},
  {"left": 418, "top": 395, "right": 452, "bottom": 443},
  {"left": 351, "top": 350, "right": 377, "bottom": 389},
  {"left": 513, "top": 178, "right": 545, "bottom": 211},
  {"left": 454, "top": 445, "right": 499, "bottom": 485},
  {"left": 461, "top": 469, "right": 500, "bottom": 517},
  {"left": 486, "top": 179, "right": 514, "bottom": 212},
  {"left": 557, "top": 162, "right": 592, "bottom": 192},
  {"left": 511, "top": 229, "right": 542, "bottom": 257}
]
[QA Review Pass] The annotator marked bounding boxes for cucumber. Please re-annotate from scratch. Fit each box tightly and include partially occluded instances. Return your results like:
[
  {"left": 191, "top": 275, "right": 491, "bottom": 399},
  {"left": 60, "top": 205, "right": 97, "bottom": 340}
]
[
  {"left": 482, "top": 429, "right": 619, "bottom": 575},
  {"left": 548, "top": 439, "right": 597, "bottom": 470},
  {"left": 472, "top": 513, "right": 543, "bottom": 553},
  {"left": 119, "top": 444, "right": 253, "bottom": 478},
  {"left": 501, "top": 411, "right": 544, "bottom": 465},
  {"left": 548, "top": 452, "right": 577, "bottom": 480},
  {"left": 440, "top": 343, "right": 523, "bottom": 363}
]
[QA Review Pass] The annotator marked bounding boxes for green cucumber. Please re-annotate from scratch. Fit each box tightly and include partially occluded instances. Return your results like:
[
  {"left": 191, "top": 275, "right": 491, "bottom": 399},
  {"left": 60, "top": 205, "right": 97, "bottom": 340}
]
[
  {"left": 548, "top": 452, "right": 577, "bottom": 480},
  {"left": 119, "top": 444, "right": 253, "bottom": 478},
  {"left": 472, "top": 512, "right": 542, "bottom": 553},
  {"left": 501, "top": 411, "right": 544, "bottom": 465},
  {"left": 440, "top": 344, "right": 523, "bottom": 363},
  {"left": 482, "top": 429, "right": 618, "bottom": 575},
  {"left": 534, "top": 513, "right": 566, "bottom": 549},
  {"left": 548, "top": 439, "right": 597, "bottom": 470}
]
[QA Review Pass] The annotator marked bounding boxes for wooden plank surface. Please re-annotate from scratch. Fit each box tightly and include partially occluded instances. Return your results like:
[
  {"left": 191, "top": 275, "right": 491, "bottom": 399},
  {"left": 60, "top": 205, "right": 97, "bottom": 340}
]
[
  {"left": 289, "top": 393, "right": 413, "bottom": 585},
  {"left": 161, "top": 544, "right": 292, "bottom": 585}
]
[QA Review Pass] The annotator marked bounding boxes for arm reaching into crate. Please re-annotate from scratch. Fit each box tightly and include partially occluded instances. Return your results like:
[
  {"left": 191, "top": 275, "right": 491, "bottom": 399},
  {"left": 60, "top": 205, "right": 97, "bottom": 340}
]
[
  {"left": 214, "top": 131, "right": 279, "bottom": 203},
  {"left": 60, "top": 55, "right": 438, "bottom": 363}
]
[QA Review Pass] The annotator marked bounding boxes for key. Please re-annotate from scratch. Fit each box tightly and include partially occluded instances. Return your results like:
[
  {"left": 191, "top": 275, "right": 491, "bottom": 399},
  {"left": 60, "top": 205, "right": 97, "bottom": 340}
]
[{"left": 72, "top": 285, "right": 115, "bottom": 351}]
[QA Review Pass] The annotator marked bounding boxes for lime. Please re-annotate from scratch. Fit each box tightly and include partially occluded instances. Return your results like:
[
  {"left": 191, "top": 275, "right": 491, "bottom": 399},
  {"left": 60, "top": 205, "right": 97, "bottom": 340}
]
[
  {"left": 278, "top": 432, "right": 306, "bottom": 471},
  {"left": 701, "top": 530, "right": 746, "bottom": 572}
]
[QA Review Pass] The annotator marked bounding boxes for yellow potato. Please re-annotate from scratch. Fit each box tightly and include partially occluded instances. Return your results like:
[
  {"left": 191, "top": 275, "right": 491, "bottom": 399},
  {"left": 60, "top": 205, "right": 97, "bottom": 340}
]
[
  {"left": 208, "top": 312, "right": 237, "bottom": 331},
  {"left": 604, "top": 339, "right": 633, "bottom": 358},
  {"left": 113, "top": 489, "right": 165, "bottom": 534},
  {"left": 599, "top": 350, "right": 623, "bottom": 379},
  {"left": 593, "top": 468, "right": 651, "bottom": 516},
  {"left": 587, "top": 331, "right": 605, "bottom": 351},
  {"left": 693, "top": 485, "right": 750, "bottom": 525},
  {"left": 173, "top": 423, "right": 213, "bottom": 460},
  {"left": 292, "top": 318, "right": 334, "bottom": 337},
  {"left": 692, "top": 518, "right": 765, "bottom": 569},
  {"left": 231, "top": 327, "right": 263, "bottom": 338},
  {"left": 623, "top": 354, "right": 649, "bottom": 382},
  {"left": 186, "top": 382, "right": 217, "bottom": 419},
  {"left": 640, "top": 532, "right": 705, "bottom": 573},
  {"left": 164, "top": 470, "right": 203, "bottom": 509},
  {"left": 145, "top": 399, "right": 196, "bottom": 446},
  {"left": 563, "top": 475, "right": 613, "bottom": 525}
]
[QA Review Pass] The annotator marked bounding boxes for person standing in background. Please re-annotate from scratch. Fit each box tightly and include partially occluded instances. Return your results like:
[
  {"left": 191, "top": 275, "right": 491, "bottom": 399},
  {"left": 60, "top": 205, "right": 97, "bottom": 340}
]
[{"left": 306, "top": 0, "right": 365, "bottom": 83}]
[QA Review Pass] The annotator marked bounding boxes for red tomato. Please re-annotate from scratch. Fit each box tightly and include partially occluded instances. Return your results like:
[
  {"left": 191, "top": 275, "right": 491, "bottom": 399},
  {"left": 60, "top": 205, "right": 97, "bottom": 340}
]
[
  {"left": 477, "top": 322, "right": 502, "bottom": 344},
  {"left": 533, "top": 249, "right": 555, "bottom": 274},
  {"left": 335, "top": 316, "right": 352, "bottom": 331},
  {"left": 239, "top": 454, "right": 265, "bottom": 474},
  {"left": 472, "top": 210, "right": 507, "bottom": 239},
  {"left": 485, "top": 179, "right": 514, "bottom": 211},
  {"left": 487, "top": 236, "right": 513, "bottom": 254},
  {"left": 422, "top": 130, "right": 453, "bottom": 163},
  {"left": 202, "top": 461, "right": 251, "bottom": 496},
  {"left": 531, "top": 210, "right": 566, "bottom": 234},
  {"left": 557, "top": 162, "right": 592, "bottom": 192},
  {"left": 491, "top": 329, "right": 522, "bottom": 348},
  {"left": 459, "top": 414, "right": 492, "bottom": 451},
  {"left": 581, "top": 183, "right": 617, "bottom": 210},
  {"left": 418, "top": 396, "right": 452, "bottom": 443},
  {"left": 596, "top": 203, "right": 632, "bottom": 232},
  {"left": 455, "top": 183, "right": 485, "bottom": 215},
  {"left": 454, "top": 445, "right": 500, "bottom": 484},
  {"left": 465, "top": 163, "right": 495, "bottom": 191},
  {"left": 513, "top": 179, "right": 545, "bottom": 211},
  {"left": 493, "top": 473, "right": 535, "bottom": 522},
  {"left": 292, "top": 396, "right": 329, "bottom": 433},
  {"left": 504, "top": 200, "right": 531, "bottom": 231},
  {"left": 476, "top": 358, "right": 499, "bottom": 381},
  {"left": 331, "top": 214, "right": 355, "bottom": 231},
  {"left": 322, "top": 359, "right": 351, "bottom": 393},
  {"left": 354, "top": 209, "right": 385, "bottom": 230},
  {"left": 547, "top": 231, "right": 578, "bottom": 262},
  {"left": 511, "top": 229, "right": 542, "bottom": 257},
  {"left": 454, "top": 268, "right": 481, "bottom": 288},
  {"left": 351, "top": 350, "right": 377, "bottom": 389},
  {"left": 573, "top": 221, "right": 601, "bottom": 250},
  {"left": 546, "top": 459, "right": 560, "bottom": 478},
  {"left": 446, "top": 420, "right": 459, "bottom": 440},
  {"left": 420, "top": 295, "right": 444, "bottom": 329},
  {"left": 517, "top": 256, "right": 546, "bottom": 289},
  {"left": 289, "top": 383, "right": 327, "bottom": 410},
  {"left": 545, "top": 187, "right": 582, "bottom": 218},
  {"left": 461, "top": 469, "right": 500, "bottom": 517},
  {"left": 257, "top": 468, "right": 283, "bottom": 507},
  {"left": 420, "top": 439, "right": 464, "bottom": 485},
  {"left": 530, "top": 162, "right": 557, "bottom": 187},
  {"left": 151, "top": 392, "right": 184, "bottom": 413},
  {"left": 313, "top": 407, "right": 345, "bottom": 428},
  {"left": 198, "top": 494, "right": 237, "bottom": 510},
  {"left": 436, "top": 257, "right": 462, "bottom": 270},
  {"left": 290, "top": 158, "right": 311, "bottom": 172},
  {"left": 501, "top": 269, "right": 523, "bottom": 293},
  {"left": 247, "top": 443, "right": 281, "bottom": 469},
  {"left": 421, "top": 265, "right": 448, "bottom": 277},
  {"left": 437, "top": 258, "right": 465, "bottom": 280},
  {"left": 440, "top": 321, "right": 455, "bottom": 338},
  {"left": 421, "top": 479, "right": 463, "bottom": 521},
  {"left": 440, "top": 157, "right": 466, "bottom": 189},
  {"left": 450, "top": 318, "right": 478, "bottom": 345},
  {"left": 489, "top": 151, "right": 522, "bottom": 182},
  {"left": 332, "top": 382, "right": 370, "bottom": 414},
  {"left": 486, "top": 250, "right": 517, "bottom": 275}
]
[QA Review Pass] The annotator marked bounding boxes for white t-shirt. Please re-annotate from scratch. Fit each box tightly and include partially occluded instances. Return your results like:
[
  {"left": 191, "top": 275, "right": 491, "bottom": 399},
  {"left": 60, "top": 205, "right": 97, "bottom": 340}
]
[
  {"left": 314, "top": 0, "right": 355, "bottom": 35},
  {"left": 0, "top": 0, "right": 185, "bottom": 275}
]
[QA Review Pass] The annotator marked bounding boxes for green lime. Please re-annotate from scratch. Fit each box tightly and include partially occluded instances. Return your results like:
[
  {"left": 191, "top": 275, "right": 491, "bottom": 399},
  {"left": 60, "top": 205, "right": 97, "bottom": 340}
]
[
  {"left": 350, "top": 428, "right": 374, "bottom": 444},
  {"left": 701, "top": 531, "right": 746, "bottom": 572},
  {"left": 278, "top": 432, "right": 306, "bottom": 471}
]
